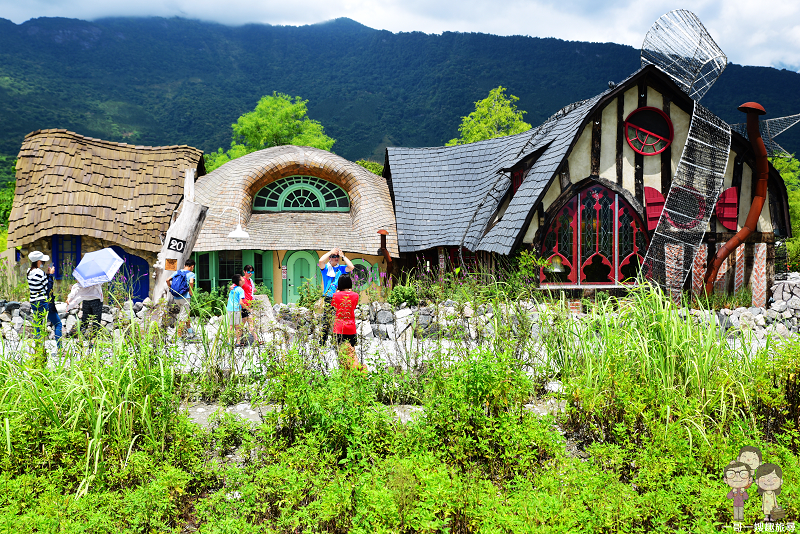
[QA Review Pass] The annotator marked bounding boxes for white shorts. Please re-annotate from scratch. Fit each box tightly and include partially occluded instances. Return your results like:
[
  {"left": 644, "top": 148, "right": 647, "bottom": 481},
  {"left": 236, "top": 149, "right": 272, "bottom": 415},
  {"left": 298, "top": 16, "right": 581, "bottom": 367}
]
[
  {"left": 227, "top": 311, "right": 242, "bottom": 326},
  {"left": 175, "top": 298, "right": 191, "bottom": 322}
]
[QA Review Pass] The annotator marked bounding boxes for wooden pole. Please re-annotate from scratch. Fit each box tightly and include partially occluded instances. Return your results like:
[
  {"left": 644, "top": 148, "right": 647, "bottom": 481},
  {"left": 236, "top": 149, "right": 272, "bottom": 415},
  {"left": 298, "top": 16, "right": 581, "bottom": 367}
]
[{"left": 152, "top": 199, "right": 208, "bottom": 304}]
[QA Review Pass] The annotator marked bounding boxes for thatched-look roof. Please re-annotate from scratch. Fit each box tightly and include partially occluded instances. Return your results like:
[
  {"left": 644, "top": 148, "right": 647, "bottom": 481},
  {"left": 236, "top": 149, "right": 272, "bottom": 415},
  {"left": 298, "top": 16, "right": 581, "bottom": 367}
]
[
  {"left": 8, "top": 129, "right": 205, "bottom": 253},
  {"left": 193, "top": 145, "right": 399, "bottom": 257}
]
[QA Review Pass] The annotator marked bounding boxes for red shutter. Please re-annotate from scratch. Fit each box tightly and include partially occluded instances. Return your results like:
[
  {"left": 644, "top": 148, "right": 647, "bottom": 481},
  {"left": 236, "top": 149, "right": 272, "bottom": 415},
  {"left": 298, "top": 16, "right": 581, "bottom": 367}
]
[
  {"left": 715, "top": 187, "right": 739, "bottom": 231},
  {"left": 644, "top": 187, "right": 666, "bottom": 231},
  {"left": 512, "top": 169, "right": 524, "bottom": 195}
]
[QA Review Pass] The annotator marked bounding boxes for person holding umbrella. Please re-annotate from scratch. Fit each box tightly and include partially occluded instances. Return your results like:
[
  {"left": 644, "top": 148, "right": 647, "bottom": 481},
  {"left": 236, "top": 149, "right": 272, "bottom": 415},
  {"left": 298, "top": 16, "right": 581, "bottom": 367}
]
[{"left": 66, "top": 248, "right": 124, "bottom": 340}]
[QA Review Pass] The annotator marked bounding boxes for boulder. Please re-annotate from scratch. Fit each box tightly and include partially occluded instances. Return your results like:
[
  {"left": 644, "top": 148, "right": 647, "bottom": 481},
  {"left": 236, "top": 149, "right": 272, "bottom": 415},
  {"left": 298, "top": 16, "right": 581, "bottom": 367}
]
[
  {"left": 11, "top": 317, "right": 23, "bottom": 331},
  {"left": 748, "top": 307, "right": 764, "bottom": 316},
  {"left": 372, "top": 324, "right": 390, "bottom": 340},
  {"left": 787, "top": 297, "right": 800, "bottom": 311},
  {"left": 442, "top": 299, "right": 457, "bottom": 307},
  {"left": 463, "top": 305, "right": 474, "bottom": 318},
  {"left": 357, "top": 320, "right": 373, "bottom": 339},
  {"left": 2, "top": 323, "right": 17, "bottom": 341},
  {"left": 755, "top": 315, "right": 767, "bottom": 327},
  {"left": 123, "top": 300, "right": 134, "bottom": 312},
  {"left": 416, "top": 313, "right": 433, "bottom": 328},
  {"left": 775, "top": 323, "right": 791, "bottom": 338},
  {"left": 545, "top": 380, "right": 564, "bottom": 394},
  {"left": 133, "top": 302, "right": 144, "bottom": 314},
  {"left": 19, "top": 302, "right": 31, "bottom": 314},
  {"left": 0, "top": 312, "right": 10, "bottom": 322},
  {"left": 395, "top": 308, "right": 413, "bottom": 320},
  {"left": 102, "top": 305, "right": 112, "bottom": 315},
  {"left": 101, "top": 313, "right": 114, "bottom": 323},
  {"left": 4, "top": 302, "right": 20, "bottom": 313},
  {"left": 375, "top": 310, "right": 394, "bottom": 325},
  {"left": 11, "top": 309, "right": 19, "bottom": 318},
  {"left": 771, "top": 301, "right": 788, "bottom": 313}
]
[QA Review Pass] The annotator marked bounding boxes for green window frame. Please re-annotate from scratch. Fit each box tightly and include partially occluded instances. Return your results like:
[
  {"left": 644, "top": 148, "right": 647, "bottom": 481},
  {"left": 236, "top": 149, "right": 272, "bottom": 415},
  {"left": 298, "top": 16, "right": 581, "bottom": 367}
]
[
  {"left": 253, "top": 176, "right": 350, "bottom": 212},
  {"left": 350, "top": 258, "right": 378, "bottom": 291}
]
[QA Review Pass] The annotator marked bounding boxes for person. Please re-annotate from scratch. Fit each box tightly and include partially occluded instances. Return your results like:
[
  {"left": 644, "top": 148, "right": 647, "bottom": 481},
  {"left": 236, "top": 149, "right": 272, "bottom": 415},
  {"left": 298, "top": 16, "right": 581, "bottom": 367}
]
[
  {"left": 66, "top": 281, "right": 104, "bottom": 341},
  {"left": 240, "top": 265, "right": 258, "bottom": 344},
  {"left": 723, "top": 461, "right": 751, "bottom": 522},
  {"left": 737, "top": 446, "right": 762, "bottom": 478},
  {"left": 755, "top": 463, "right": 783, "bottom": 523},
  {"left": 226, "top": 274, "right": 247, "bottom": 346},
  {"left": 168, "top": 259, "right": 196, "bottom": 338},
  {"left": 318, "top": 247, "right": 353, "bottom": 344},
  {"left": 26, "top": 251, "right": 50, "bottom": 350},
  {"left": 331, "top": 274, "right": 365, "bottom": 371},
  {"left": 44, "top": 261, "right": 63, "bottom": 349}
]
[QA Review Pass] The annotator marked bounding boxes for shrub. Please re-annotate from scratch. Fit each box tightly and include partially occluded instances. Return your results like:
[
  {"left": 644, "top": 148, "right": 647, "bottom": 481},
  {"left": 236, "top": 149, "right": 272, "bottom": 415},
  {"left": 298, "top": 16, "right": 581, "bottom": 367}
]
[{"left": 387, "top": 284, "right": 418, "bottom": 307}]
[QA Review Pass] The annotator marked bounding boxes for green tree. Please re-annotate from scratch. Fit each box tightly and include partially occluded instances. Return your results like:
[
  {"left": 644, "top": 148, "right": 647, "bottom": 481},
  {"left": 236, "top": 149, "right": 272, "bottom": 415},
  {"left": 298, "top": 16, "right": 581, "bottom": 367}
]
[
  {"left": 355, "top": 160, "right": 383, "bottom": 176},
  {"left": 771, "top": 154, "right": 800, "bottom": 237},
  {"left": 446, "top": 86, "right": 531, "bottom": 146},
  {"left": 205, "top": 92, "right": 335, "bottom": 172}
]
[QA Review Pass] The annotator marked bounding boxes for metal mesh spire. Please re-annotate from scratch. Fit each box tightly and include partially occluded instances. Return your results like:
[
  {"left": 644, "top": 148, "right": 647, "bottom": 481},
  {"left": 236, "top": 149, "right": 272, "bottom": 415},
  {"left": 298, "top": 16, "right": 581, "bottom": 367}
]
[
  {"left": 730, "top": 113, "right": 800, "bottom": 157},
  {"left": 641, "top": 9, "right": 727, "bottom": 101},
  {"left": 641, "top": 101, "right": 731, "bottom": 292}
]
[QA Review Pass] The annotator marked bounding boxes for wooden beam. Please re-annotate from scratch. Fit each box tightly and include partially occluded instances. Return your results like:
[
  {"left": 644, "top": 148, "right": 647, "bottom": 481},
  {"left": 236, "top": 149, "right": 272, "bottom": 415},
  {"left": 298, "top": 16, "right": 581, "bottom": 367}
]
[
  {"left": 591, "top": 112, "right": 601, "bottom": 176},
  {"left": 616, "top": 95, "right": 624, "bottom": 187},
  {"left": 635, "top": 80, "right": 646, "bottom": 206},
  {"left": 661, "top": 95, "right": 672, "bottom": 193}
]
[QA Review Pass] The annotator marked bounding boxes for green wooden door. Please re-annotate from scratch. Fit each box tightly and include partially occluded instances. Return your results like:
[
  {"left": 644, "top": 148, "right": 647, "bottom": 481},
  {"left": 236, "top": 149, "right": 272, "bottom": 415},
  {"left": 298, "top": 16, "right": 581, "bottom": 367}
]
[{"left": 286, "top": 251, "right": 319, "bottom": 304}]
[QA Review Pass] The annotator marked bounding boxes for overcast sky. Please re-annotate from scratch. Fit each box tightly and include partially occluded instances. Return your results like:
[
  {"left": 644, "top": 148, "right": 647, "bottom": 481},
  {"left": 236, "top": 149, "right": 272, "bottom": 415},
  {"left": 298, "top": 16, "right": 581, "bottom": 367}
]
[{"left": 2, "top": 0, "right": 799, "bottom": 71}]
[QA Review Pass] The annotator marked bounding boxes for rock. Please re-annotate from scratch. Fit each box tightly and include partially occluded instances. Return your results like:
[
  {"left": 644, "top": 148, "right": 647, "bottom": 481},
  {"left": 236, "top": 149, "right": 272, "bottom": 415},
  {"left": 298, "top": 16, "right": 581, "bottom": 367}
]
[
  {"left": 395, "top": 315, "right": 413, "bottom": 336},
  {"left": 718, "top": 314, "right": 734, "bottom": 332},
  {"left": 133, "top": 302, "right": 143, "bottom": 314},
  {"left": 400, "top": 302, "right": 407, "bottom": 309},
  {"left": 734, "top": 307, "right": 748, "bottom": 313},
  {"left": 101, "top": 313, "right": 114, "bottom": 323},
  {"left": 416, "top": 313, "right": 432, "bottom": 328},
  {"left": 739, "top": 311, "right": 755, "bottom": 329},
  {"left": 771, "top": 300, "right": 788, "bottom": 313},
  {"left": 545, "top": 380, "right": 564, "bottom": 394},
  {"left": 357, "top": 320, "right": 373, "bottom": 338},
  {"left": 775, "top": 323, "right": 791, "bottom": 338},
  {"left": 463, "top": 305, "right": 474, "bottom": 318},
  {"left": 19, "top": 302, "right": 31, "bottom": 314},
  {"left": 142, "top": 297, "right": 152, "bottom": 307},
  {"left": 782, "top": 310, "right": 793, "bottom": 320},
  {"left": 123, "top": 300, "right": 134, "bottom": 311},
  {"left": 11, "top": 309, "right": 19, "bottom": 319},
  {"left": 102, "top": 305, "right": 112, "bottom": 315},
  {"left": 375, "top": 310, "right": 394, "bottom": 325},
  {"left": 4, "top": 302, "right": 20, "bottom": 313},
  {"left": 372, "top": 324, "right": 389, "bottom": 340},
  {"left": 395, "top": 308, "right": 413, "bottom": 320},
  {"left": 442, "top": 299, "right": 457, "bottom": 307},
  {"left": 755, "top": 315, "right": 767, "bottom": 327},
  {"left": 11, "top": 317, "right": 23, "bottom": 331},
  {"left": 2, "top": 323, "right": 17, "bottom": 341},
  {"left": 65, "top": 314, "right": 77, "bottom": 335},
  {"left": 0, "top": 312, "right": 10, "bottom": 322},
  {"left": 749, "top": 307, "right": 764, "bottom": 316},
  {"left": 720, "top": 308, "right": 733, "bottom": 316}
]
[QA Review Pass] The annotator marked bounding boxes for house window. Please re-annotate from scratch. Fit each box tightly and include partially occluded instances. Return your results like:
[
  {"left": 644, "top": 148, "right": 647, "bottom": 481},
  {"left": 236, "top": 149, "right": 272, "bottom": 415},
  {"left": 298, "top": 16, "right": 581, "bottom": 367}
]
[
  {"left": 218, "top": 250, "right": 242, "bottom": 285},
  {"left": 624, "top": 107, "right": 673, "bottom": 156},
  {"left": 253, "top": 176, "right": 350, "bottom": 212},
  {"left": 511, "top": 169, "right": 524, "bottom": 195},
  {"left": 51, "top": 235, "right": 81, "bottom": 280},
  {"left": 541, "top": 184, "right": 648, "bottom": 285}
]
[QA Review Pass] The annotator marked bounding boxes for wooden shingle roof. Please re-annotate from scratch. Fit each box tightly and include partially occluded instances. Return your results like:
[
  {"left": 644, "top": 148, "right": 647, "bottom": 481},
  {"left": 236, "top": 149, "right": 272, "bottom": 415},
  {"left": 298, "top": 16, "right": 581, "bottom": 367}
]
[{"left": 8, "top": 129, "right": 204, "bottom": 253}]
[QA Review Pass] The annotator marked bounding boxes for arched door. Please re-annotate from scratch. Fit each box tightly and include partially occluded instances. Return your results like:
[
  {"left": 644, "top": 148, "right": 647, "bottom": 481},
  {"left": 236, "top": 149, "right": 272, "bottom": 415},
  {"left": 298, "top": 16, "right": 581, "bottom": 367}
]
[
  {"left": 284, "top": 250, "right": 320, "bottom": 304},
  {"left": 109, "top": 246, "right": 151, "bottom": 302}
]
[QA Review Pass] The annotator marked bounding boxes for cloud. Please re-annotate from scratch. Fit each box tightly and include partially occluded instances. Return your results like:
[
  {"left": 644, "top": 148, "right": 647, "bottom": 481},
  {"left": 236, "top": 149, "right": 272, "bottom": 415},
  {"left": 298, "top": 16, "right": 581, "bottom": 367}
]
[{"left": 0, "top": 0, "right": 797, "bottom": 70}]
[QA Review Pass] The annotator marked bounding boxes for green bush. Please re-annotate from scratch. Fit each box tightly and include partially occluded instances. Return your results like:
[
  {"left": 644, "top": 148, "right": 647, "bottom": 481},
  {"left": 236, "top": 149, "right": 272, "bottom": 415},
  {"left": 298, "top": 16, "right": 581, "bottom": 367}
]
[
  {"left": 387, "top": 284, "right": 418, "bottom": 307},
  {"left": 297, "top": 278, "right": 323, "bottom": 309}
]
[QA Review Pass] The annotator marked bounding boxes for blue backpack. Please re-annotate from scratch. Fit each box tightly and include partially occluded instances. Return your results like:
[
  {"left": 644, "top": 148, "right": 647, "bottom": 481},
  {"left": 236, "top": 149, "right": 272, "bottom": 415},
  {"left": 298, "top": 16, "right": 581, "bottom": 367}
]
[{"left": 170, "top": 270, "right": 190, "bottom": 297}]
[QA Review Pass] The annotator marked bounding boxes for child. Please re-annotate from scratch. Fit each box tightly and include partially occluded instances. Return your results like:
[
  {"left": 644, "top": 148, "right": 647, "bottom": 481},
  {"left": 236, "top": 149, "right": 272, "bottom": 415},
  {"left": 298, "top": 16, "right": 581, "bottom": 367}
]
[
  {"left": 331, "top": 274, "right": 365, "bottom": 371},
  {"left": 226, "top": 274, "right": 247, "bottom": 346},
  {"left": 755, "top": 463, "right": 784, "bottom": 523}
]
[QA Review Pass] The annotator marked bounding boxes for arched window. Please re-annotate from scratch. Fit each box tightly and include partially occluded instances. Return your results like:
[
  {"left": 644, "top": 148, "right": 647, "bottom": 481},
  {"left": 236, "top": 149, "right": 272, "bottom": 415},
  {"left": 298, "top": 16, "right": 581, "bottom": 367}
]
[
  {"left": 541, "top": 184, "right": 648, "bottom": 285},
  {"left": 253, "top": 176, "right": 350, "bottom": 212}
]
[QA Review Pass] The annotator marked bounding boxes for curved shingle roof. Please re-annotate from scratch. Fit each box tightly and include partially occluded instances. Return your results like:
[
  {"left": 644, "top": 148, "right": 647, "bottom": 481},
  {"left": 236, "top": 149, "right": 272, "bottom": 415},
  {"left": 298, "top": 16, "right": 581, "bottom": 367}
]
[{"left": 193, "top": 145, "right": 399, "bottom": 256}]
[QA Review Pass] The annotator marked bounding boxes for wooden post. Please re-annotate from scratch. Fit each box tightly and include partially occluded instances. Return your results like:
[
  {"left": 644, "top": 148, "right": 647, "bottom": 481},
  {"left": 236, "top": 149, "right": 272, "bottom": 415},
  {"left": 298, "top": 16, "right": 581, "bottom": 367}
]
[{"left": 151, "top": 169, "right": 208, "bottom": 304}]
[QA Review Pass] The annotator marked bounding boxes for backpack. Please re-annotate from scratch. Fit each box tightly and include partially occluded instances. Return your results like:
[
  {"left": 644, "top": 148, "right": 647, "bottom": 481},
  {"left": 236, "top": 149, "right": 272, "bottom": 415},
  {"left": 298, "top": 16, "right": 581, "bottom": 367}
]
[{"left": 170, "top": 270, "right": 190, "bottom": 297}]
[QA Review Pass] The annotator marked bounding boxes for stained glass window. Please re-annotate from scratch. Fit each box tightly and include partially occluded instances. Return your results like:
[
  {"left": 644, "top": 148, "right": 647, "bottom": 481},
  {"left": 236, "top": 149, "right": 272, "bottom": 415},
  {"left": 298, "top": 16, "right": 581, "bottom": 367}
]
[
  {"left": 541, "top": 184, "right": 648, "bottom": 285},
  {"left": 253, "top": 176, "right": 350, "bottom": 212}
]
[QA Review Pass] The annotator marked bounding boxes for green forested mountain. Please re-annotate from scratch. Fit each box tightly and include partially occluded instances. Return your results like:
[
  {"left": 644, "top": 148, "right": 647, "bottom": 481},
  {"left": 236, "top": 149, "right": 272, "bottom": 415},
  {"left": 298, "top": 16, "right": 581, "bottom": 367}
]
[{"left": 1, "top": 16, "right": 799, "bottom": 163}]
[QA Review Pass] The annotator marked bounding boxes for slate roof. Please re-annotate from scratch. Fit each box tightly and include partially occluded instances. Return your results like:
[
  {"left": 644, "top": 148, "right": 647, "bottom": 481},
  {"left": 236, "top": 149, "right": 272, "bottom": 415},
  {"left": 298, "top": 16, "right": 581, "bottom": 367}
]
[
  {"left": 193, "top": 145, "right": 399, "bottom": 256},
  {"left": 386, "top": 133, "right": 531, "bottom": 253},
  {"left": 386, "top": 69, "right": 646, "bottom": 256},
  {"left": 8, "top": 129, "right": 204, "bottom": 253}
]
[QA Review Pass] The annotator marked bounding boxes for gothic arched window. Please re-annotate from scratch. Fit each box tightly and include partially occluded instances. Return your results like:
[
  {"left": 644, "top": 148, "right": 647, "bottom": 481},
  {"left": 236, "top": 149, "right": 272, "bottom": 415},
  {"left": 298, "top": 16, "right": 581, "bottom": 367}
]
[{"left": 541, "top": 184, "right": 648, "bottom": 285}]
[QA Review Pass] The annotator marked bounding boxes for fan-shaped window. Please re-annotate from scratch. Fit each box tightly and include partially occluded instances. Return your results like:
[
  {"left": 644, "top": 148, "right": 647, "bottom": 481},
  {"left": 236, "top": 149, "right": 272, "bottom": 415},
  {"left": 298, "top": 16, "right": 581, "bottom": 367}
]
[
  {"left": 624, "top": 107, "right": 673, "bottom": 156},
  {"left": 253, "top": 176, "right": 350, "bottom": 212}
]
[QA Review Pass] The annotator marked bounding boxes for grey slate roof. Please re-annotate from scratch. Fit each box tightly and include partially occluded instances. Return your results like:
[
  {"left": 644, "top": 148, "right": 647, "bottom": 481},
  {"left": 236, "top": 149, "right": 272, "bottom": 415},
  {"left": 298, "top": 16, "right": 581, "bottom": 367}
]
[
  {"left": 477, "top": 94, "right": 604, "bottom": 254},
  {"left": 386, "top": 132, "right": 532, "bottom": 253}
]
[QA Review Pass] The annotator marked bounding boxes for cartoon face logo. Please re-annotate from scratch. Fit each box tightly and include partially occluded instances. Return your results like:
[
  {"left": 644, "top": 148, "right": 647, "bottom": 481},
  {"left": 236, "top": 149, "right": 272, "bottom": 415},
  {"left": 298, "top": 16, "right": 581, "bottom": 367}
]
[{"left": 724, "top": 462, "right": 752, "bottom": 489}]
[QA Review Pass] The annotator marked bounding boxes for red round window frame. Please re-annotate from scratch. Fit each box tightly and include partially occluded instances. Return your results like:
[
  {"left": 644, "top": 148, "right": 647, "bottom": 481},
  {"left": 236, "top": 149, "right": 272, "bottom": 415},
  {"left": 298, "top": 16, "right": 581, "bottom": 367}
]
[{"left": 624, "top": 106, "right": 674, "bottom": 156}]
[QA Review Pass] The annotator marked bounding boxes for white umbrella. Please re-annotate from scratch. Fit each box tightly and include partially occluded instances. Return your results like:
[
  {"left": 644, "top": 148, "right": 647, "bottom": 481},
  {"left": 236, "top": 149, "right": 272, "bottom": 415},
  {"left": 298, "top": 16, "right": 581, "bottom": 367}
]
[{"left": 73, "top": 248, "right": 125, "bottom": 287}]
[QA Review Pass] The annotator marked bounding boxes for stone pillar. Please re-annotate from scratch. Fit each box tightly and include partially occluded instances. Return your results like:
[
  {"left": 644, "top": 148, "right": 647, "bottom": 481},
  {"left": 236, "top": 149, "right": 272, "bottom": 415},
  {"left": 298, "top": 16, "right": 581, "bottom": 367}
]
[
  {"left": 692, "top": 244, "right": 707, "bottom": 296},
  {"left": 665, "top": 243, "right": 684, "bottom": 305},
  {"left": 734, "top": 244, "right": 746, "bottom": 293},
  {"left": 752, "top": 243, "right": 767, "bottom": 308}
]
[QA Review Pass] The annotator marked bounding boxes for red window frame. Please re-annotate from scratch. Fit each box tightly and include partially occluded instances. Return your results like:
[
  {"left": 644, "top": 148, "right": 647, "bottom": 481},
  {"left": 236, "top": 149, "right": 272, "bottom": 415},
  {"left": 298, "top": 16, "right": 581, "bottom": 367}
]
[
  {"left": 624, "top": 106, "right": 674, "bottom": 156},
  {"left": 540, "top": 185, "right": 649, "bottom": 285}
]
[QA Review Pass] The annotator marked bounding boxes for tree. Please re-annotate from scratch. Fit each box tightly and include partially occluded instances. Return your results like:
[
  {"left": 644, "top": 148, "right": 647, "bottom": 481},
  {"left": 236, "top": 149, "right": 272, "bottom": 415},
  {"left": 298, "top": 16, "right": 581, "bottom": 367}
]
[
  {"left": 446, "top": 86, "right": 531, "bottom": 146},
  {"left": 770, "top": 154, "right": 800, "bottom": 237},
  {"left": 355, "top": 160, "right": 383, "bottom": 176},
  {"left": 205, "top": 92, "right": 335, "bottom": 172}
]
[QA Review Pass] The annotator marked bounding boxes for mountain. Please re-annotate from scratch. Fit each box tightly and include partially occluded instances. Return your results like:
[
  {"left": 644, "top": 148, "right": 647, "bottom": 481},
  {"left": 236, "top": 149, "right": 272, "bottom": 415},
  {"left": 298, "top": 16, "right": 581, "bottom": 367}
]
[{"left": 1, "top": 16, "right": 799, "bottom": 163}]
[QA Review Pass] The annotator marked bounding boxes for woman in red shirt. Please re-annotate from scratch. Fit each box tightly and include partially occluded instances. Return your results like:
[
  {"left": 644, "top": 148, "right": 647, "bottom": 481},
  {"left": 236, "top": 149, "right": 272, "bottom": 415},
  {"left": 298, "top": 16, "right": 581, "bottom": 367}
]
[{"left": 332, "top": 274, "right": 358, "bottom": 346}]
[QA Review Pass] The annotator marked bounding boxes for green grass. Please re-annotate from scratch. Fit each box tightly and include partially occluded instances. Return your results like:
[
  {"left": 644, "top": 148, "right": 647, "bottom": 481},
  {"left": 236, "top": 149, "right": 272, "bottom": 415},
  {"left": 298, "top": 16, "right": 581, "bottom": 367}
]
[{"left": 0, "top": 284, "right": 797, "bottom": 532}]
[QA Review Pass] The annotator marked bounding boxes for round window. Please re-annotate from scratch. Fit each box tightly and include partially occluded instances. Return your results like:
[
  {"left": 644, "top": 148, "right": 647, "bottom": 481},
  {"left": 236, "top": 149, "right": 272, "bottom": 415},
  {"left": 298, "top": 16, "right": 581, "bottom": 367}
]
[{"left": 624, "top": 107, "right": 674, "bottom": 156}]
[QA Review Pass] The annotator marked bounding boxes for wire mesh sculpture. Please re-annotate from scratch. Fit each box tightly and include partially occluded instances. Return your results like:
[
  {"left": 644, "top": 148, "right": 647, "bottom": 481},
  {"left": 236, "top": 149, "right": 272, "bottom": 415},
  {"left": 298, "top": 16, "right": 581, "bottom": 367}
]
[
  {"left": 641, "top": 102, "right": 732, "bottom": 293},
  {"left": 641, "top": 9, "right": 727, "bottom": 101},
  {"left": 730, "top": 113, "right": 800, "bottom": 158}
]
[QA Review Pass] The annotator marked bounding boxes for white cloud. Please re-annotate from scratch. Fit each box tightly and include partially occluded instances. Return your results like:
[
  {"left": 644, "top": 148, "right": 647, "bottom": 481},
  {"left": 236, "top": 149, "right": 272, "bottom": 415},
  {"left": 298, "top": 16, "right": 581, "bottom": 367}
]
[{"left": 0, "top": 0, "right": 797, "bottom": 70}]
